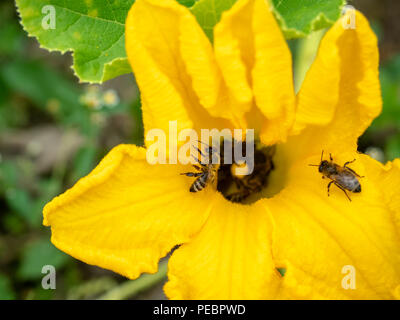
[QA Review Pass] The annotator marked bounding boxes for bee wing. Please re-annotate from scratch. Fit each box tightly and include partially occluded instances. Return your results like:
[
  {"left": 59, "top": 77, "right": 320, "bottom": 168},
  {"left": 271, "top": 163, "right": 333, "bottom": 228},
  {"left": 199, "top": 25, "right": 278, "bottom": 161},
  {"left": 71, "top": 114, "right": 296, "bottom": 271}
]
[{"left": 331, "top": 171, "right": 360, "bottom": 191}]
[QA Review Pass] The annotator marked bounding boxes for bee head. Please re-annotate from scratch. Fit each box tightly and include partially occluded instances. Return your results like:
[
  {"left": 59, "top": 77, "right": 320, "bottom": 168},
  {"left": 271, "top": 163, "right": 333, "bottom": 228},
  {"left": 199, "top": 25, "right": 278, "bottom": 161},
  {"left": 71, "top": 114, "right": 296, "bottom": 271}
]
[{"left": 319, "top": 160, "right": 329, "bottom": 173}]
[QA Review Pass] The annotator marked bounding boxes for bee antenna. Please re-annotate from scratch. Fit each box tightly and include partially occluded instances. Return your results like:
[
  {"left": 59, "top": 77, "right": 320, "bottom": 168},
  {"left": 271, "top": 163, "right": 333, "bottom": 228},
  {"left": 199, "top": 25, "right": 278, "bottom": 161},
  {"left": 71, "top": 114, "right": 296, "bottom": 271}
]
[
  {"left": 308, "top": 164, "right": 319, "bottom": 167},
  {"left": 197, "top": 140, "right": 209, "bottom": 146},
  {"left": 321, "top": 150, "right": 324, "bottom": 162}
]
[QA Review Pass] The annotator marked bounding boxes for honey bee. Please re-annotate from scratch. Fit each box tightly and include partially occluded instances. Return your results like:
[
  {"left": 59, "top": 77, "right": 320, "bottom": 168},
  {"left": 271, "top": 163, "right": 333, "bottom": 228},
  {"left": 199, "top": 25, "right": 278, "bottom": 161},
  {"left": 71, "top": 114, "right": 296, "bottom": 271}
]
[
  {"left": 309, "top": 151, "right": 363, "bottom": 201},
  {"left": 181, "top": 142, "right": 220, "bottom": 193},
  {"left": 217, "top": 142, "right": 275, "bottom": 203}
]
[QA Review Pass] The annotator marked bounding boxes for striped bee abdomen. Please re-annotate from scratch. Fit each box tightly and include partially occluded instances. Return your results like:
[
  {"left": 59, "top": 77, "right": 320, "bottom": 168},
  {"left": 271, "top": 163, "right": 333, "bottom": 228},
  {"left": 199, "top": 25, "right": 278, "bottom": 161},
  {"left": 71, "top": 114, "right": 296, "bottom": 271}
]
[{"left": 190, "top": 173, "right": 208, "bottom": 192}]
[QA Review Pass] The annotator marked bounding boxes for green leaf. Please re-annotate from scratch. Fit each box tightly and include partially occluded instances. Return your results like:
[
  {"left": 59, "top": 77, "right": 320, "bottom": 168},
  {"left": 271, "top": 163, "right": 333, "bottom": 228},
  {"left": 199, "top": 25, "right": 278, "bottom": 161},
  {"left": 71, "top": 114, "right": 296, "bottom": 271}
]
[
  {"left": 386, "top": 136, "right": 400, "bottom": 162},
  {"left": 0, "top": 274, "right": 15, "bottom": 300},
  {"left": 0, "top": 59, "right": 95, "bottom": 132},
  {"left": 190, "top": 0, "right": 237, "bottom": 42},
  {"left": 102, "top": 58, "right": 132, "bottom": 83},
  {"left": 15, "top": 0, "right": 345, "bottom": 82},
  {"left": 0, "top": 161, "right": 18, "bottom": 190},
  {"left": 15, "top": 0, "right": 135, "bottom": 83},
  {"left": 131, "top": 98, "right": 145, "bottom": 147},
  {"left": 2, "top": 213, "right": 25, "bottom": 235},
  {"left": 293, "top": 29, "right": 325, "bottom": 92},
  {"left": 189, "top": 0, "right": 344, "bottom": 43},
  {"left": 0, "top": 60, "right": 80, "bottom": 110},
  {"left": 5, "top": 189, "right": 39, "bottom": 226},
  {"left": 0, "top": 22, "right": 23, "bottom": 56},
  {"left": 30, "top": 284, "right": 55, "bottom": 300},
  {"left": 271, "top": 0, "right": 346, "bottom": 39},
  {"left": 177, "top": 0, "right": 199, "bottom": 7},
  {"left": 18, "top": 238, "right": 69, "bottom": 281},
  {"left": 72, "top": 144, "right": 97, "bottom": 182},
  {"left": 370, "top": 55, "right": 400, "bottom": 128}
]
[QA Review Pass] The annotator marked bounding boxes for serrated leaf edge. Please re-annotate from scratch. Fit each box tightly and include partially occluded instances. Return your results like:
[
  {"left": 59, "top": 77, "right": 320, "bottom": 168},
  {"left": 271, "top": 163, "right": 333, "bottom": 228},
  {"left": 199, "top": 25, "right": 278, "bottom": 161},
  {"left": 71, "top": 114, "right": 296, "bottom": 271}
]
[
  {"left": 14, "top": 0, "right": 129, "bottom": 84},
  {"left": 271, "top": 0, "right": 347, "bottom": 39}
]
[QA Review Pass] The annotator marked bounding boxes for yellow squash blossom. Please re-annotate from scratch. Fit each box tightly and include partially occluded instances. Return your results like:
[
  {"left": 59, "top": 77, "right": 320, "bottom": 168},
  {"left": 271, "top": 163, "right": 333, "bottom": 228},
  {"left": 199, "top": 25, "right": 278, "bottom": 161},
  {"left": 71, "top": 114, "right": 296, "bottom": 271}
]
[{"left": 43, "top": 0, "right": 400, "bottom": 299}]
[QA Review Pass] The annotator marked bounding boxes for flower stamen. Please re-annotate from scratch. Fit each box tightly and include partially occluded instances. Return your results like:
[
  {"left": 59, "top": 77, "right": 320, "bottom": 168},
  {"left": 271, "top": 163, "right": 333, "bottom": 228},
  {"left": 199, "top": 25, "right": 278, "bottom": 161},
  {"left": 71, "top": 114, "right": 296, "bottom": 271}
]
[{"left": 217, "top": 141, "right": 276, "bottom": 204}]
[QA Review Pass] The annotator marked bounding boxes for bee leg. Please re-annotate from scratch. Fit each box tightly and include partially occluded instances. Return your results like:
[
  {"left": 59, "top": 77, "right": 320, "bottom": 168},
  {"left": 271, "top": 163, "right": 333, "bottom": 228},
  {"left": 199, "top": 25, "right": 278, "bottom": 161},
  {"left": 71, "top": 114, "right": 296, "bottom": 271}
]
[
  {"left": 181, "top": 172, "right": 202, "bottom": 177},
  {"left": 211, "top": 146, "right": 219, "bottom": 156},
  {"left": 191, "top": 154, "right": 200, "bottom": 163},
  {"left": 343, "top": 159, "right": 356, "bottom": 167},
  {"left": 327, "top": 181, "right": 334, "bottom": 197},
  {"left": 226, "top": 193, "right": 238, "bottom": 202},
  {"left": 192, "top": 146, "right": 210, "bottom": 165},
  {"left": 333, "top": 182, "right": 352, "bottom": 202},
  {"left": 194, "top": 146, "right": 207, "bottom": 158},
  {"left": 205, "top": 145, "right": 220, "bottom": 165},
  {"left": 231, "top": 176, "right": 246, "bottom": 191},
  {"left": 191, "top": 154, "right": 207, "bottom": 168},
  {"left": 246, "top": 179, "right": 263, "bottom": 193},
  {"left": 196, "top": 141, "right": 219, "bottom": 163},
  {"left": 226, "top": 189, "right": 251, "bottom": 202},
  {"left": 226, "top": 179, "right": 250, "bottom": 202}
]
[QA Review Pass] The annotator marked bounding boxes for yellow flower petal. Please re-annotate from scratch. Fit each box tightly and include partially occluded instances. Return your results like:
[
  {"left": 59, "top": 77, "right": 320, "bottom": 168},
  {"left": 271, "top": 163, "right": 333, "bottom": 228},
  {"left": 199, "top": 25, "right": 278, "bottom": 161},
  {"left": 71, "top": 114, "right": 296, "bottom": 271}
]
[
  {"left": 213, "top": 0, "right": 295, "bottom": 145},
  {"left": 379, "top": 159, "right": 400, "bottom": 221},
  {"left": 43, "top": 145, "right": 213, "bottom": 279},
  {"left": 214, "top": 0, "right": 254, "bottom": 113},
  {"left": 251, "top": 0, "right": 295, "bottom": 143},
  {"left": 125, "top": 0, "right": 191, "bottom": 140},
  {"left": 179, "top": 11, "right": 220, "bottom": 112},
  {"left": 178, "top": 9, "right": 229, "bottom": 121},
  {"left": 126, "top": 0, "right": 230, "bottom": 140},
  {"left": 266, "top": 153, "right": 400, "bottom": 299},
  {"left": 178, "top": 5, "right": 245, "bottom": 129},
  {"left": 369, "top": 158, "right": 400, "bottom": 237},
  {"left": 164, "top": 196, "right": 281, "bottom": 299},
  {"left": 293, "top": 11, "right": 382, "bottom": 150},
  {"left": 293, "top": 29, "right": 340, "bottom": 130}
]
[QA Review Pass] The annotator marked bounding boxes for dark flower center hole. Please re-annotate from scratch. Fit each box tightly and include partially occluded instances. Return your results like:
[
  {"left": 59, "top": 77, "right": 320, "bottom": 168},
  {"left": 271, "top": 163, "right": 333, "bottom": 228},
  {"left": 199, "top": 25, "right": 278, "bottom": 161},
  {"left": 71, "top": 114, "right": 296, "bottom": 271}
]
[{"left": 216, "top": 140, "right": 276, "bottom": 204}]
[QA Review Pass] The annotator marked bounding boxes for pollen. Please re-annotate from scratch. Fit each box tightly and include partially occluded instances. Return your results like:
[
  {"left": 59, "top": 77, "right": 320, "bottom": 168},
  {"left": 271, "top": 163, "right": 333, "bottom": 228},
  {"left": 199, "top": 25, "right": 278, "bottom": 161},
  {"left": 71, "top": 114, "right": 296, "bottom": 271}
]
[
  {"left": 217, "top": 140, "right": 275, "bottom": 204},
  {"left": 230, "top": 160, "right": 250, "bottom": 177}
]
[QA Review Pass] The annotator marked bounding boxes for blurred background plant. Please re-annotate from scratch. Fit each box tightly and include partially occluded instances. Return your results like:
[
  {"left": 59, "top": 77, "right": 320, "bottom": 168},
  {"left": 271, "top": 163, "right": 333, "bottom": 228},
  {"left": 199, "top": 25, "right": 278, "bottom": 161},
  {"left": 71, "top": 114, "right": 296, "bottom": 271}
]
[
  {"left": 0, "top": 0, "right": 150, "bottom": 300},
  {"left": 0, "top": 0, "right": 399, "bottom": 299}
]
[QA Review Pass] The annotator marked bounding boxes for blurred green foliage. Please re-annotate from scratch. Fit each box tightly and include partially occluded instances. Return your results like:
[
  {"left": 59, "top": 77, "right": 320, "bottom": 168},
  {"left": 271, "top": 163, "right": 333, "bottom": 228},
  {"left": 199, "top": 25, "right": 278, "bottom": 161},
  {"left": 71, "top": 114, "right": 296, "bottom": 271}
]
[
  {"left": 358, "top": 46, "right": 400, "bottom": 161},
  {"left": 0, "top": 274, "right": 15, "bottom": 299},
  {"left": 375, "top": 56, "right": 400, "bottom": 160},
  {"left": 0, "top": 1, "right": 143, "bottom": 300},
  {"left": 17, "top": 238, "right": 69, "bottom": 281}
]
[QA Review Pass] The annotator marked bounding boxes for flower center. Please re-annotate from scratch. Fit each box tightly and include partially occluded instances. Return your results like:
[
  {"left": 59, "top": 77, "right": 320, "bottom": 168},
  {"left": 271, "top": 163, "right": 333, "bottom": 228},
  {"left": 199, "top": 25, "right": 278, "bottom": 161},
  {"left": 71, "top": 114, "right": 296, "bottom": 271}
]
[{"left": 217, "top": 140, "right": 276, "bottom": 204}]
